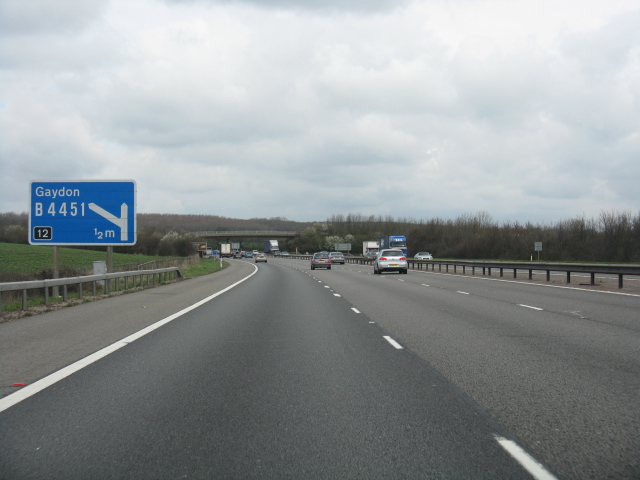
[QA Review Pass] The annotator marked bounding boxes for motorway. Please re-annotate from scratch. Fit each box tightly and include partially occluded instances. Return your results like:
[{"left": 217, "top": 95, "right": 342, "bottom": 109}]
[{"left": 1, "top": 257, "right": 639, "bottom": 479}]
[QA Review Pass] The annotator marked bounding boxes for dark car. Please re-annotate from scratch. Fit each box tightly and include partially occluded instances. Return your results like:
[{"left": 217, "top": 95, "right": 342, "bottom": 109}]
[{"left": 310, "top": 252, "right": 331, "bottom": 270}]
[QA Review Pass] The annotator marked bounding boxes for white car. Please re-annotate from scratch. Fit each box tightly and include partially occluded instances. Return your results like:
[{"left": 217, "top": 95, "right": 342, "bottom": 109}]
[
  {"left": 414, "top": 252, "right": 433, "bottom": 260},
  {"left": 374, "top": 249, "right": 408, "bottom": 274}
]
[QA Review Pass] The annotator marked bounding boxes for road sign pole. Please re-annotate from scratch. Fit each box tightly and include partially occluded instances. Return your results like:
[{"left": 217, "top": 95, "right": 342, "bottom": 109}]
[
  {"left": 52, "top": 246, "right": 60, "bottom": 298},
  {"left": 107, "top": 246, "right": 113, "bottom": 292},
  {"left": 107, "top": 246, "right": 113, "bottom": 273}
]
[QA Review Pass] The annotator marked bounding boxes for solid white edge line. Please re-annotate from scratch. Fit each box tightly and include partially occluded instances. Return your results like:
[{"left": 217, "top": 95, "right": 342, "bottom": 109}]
[
  {"left": 0, "top": 264, "right": 259, "bottom": 414},
  {"left": 495, "top": 436, "right": 558, "bottom": 480},
  {"left": 518, "top": 304, "right": 544, "bottom": 311},
  {"left": 383, "top": 336, "right": 404, "bottom": 349},
  {"left": 414, "top": 270, "right": 640, "bottom": 297}
]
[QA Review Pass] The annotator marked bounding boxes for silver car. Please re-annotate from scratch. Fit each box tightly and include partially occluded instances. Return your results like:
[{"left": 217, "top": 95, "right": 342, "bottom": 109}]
[
  {"left": 311, "top": 252, "right": 331, "bottom": 270},
  {"left": 414, "top": 252, "right": 433, "bottom": 260},
  {"left": 374, "top": 249, "right": 408, "bottom": 274},
  {"left": 329, "top": 252, "right": 345, "bottom": 264}
]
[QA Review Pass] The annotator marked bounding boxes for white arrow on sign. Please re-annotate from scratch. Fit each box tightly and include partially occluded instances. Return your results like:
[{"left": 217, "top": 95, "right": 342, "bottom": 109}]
[{"left": 88, "top": 203, "right": 129, "bottom": 241}]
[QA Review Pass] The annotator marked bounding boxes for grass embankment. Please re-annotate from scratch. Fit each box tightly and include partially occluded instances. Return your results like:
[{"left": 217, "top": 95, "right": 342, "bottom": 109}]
[
  {"left": 0, "top": 243, "right": 228, "bottom": 315},
  {"left": 0, "top": 243, "right": 169, "bottom": 277}
]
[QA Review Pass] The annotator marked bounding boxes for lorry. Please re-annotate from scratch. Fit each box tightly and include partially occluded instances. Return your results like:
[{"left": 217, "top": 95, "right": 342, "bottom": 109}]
[
  {"left": 264, "top": 239, "right": 280, "bottom": 254},
  {"left": 377, "top": 235, "right": 408, "bottom": 256},
  {"left": 264, "top": 239, "right": 279, "bottom": 254},
  {"left": 362, "top": 241, "right": 380, "bottom": 256},
  {"left": 220, "top": 243, "right": 232, "bottom": 258}
]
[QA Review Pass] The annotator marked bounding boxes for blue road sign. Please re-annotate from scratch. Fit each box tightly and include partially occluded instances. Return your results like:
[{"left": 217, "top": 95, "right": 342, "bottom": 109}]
[{"left": 29, "top": 180, "right": 137, "bottom": 245}]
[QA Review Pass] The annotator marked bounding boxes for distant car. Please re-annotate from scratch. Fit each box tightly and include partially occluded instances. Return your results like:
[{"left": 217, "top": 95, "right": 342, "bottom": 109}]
[
  {"left": 245, "top": 252, "right": 253, "bottom": 258},
  {"left": 329, "top": 252, "right": 345, "bottom": 264},
  {"left": 255, "top": 253, "right": 267, "bottom": 263},
  {"left": 311, "top": 252, "right": 331, "bottom": 270},
  {"left": 364, "top": 251, "right": 378, "bottom": 261},
  {"left": 414, "top": 252, "right": 433, "bottom": 260},
  {"left": 252, "top": 250, "right": 259, "bottom": 256},
  {"left": 374, "top": 249, "right": 408, "bottom": 274},
  {"left": 281, "top": 252, "right": 290, "bottom": 256}
]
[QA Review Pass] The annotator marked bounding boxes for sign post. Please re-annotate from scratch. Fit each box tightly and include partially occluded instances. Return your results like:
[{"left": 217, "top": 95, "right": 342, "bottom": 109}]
[
  {"left": 29, "top": 180, "right": 137, "bottom": 293},
  {"left": 534, "top": 241, "right": 542, "bottom": 261}
]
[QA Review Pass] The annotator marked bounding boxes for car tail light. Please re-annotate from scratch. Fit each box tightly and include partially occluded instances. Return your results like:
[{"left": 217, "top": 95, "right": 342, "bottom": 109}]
[
  {"left": 380, "top": 257, "right": 387, "bottom": 261},
  {"left": 400, "top": 257, "right": 406, "bottom": 260}
]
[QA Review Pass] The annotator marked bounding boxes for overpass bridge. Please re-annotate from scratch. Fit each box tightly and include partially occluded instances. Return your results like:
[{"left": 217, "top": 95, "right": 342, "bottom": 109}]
[{"left": 193, "top": 231, "right": 299, "bottom": 240}]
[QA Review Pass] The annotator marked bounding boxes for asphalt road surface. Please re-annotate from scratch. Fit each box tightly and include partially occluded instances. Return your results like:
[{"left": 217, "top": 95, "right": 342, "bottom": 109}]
[{"left": 1, "top": 257, "right": 638, "bottom": 479}]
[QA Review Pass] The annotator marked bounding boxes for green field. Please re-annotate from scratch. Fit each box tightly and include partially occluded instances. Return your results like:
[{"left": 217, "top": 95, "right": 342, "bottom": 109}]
[
  {"left": 0, "top": 243, "right": 228, "bottom": 314},
  {"left": 0, "top": 243, "right": 168, "bottom": 275}
]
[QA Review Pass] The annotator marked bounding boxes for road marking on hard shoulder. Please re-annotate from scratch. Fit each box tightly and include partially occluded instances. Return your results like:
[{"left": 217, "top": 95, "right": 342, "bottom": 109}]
[
  {"left": 383, "top": 336, "right": 404, "bottom": 349},
  {"left": 518, "top": 304, "right": 543, "bottom": 311},
  {"left": 0, "top": 264, "right": 260, "bottom": 414},
  {"left": 351, "top": 308, "right": 361, "bottom": 314},
  {"left": 457, "top": 291, "right": 470, "bottom": 295},
  {"left": 494, "top": 436, "right": 558, "bottom": 480},
  {"left": 333, "top": 293, "right": 341, "bottom": 297},
  {"left": 413, "top": 270, "right": 640, "bottom": 297}
]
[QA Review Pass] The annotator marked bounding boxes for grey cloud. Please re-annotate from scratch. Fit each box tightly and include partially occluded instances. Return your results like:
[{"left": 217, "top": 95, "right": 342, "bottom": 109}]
[
  {"left": 1, "top": 0, "right": 638, "bottom": 223},
  {"left": 162, "top": 0, "right": 409, "bottom": 14},
  {"left": 0, "top": 0, "right": 106, "bottom": 36}
]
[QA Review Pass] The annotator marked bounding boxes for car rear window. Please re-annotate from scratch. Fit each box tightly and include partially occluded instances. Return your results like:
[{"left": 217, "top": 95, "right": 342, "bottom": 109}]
[{"left": 382, "top": 250, "right": 403, "bottom": 256}]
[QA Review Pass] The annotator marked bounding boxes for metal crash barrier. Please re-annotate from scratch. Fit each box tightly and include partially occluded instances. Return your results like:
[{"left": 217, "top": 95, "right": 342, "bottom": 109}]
[{"left": 0, "top": 267, "right": 182, "bottom": 314}]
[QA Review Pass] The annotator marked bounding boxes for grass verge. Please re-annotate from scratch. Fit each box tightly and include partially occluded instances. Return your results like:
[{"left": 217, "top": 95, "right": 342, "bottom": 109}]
[{"left": 0, "top": 258, "right": 229, "bottom": 320}]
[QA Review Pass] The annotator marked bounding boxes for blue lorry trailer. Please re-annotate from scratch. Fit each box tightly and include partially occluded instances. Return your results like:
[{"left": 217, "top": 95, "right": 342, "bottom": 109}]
[{"left": 377, "top": 235, "right": 408, "bottom": 256}]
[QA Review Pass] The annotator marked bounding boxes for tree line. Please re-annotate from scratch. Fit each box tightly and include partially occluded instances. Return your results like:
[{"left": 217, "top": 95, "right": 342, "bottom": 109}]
[
  {"left": 323, "top": 211, "right": 640, "bottom": 262},
  {"left": 2, "top": 210, "right": 639, "bottom": 262},
  {"left": 0, "top": 213, "right": 314, "bottom": 258}
]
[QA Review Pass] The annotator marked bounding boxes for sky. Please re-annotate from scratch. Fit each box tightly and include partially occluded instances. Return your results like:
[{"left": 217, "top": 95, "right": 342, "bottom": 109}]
[{"left": 1, "top": 0, "right": 639, "bottom": 224}]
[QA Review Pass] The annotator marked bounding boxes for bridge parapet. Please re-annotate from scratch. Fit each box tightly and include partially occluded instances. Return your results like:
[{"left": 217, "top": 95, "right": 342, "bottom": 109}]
[{"left": 193, "top": 231, "right": 299, "bottom": 238}]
